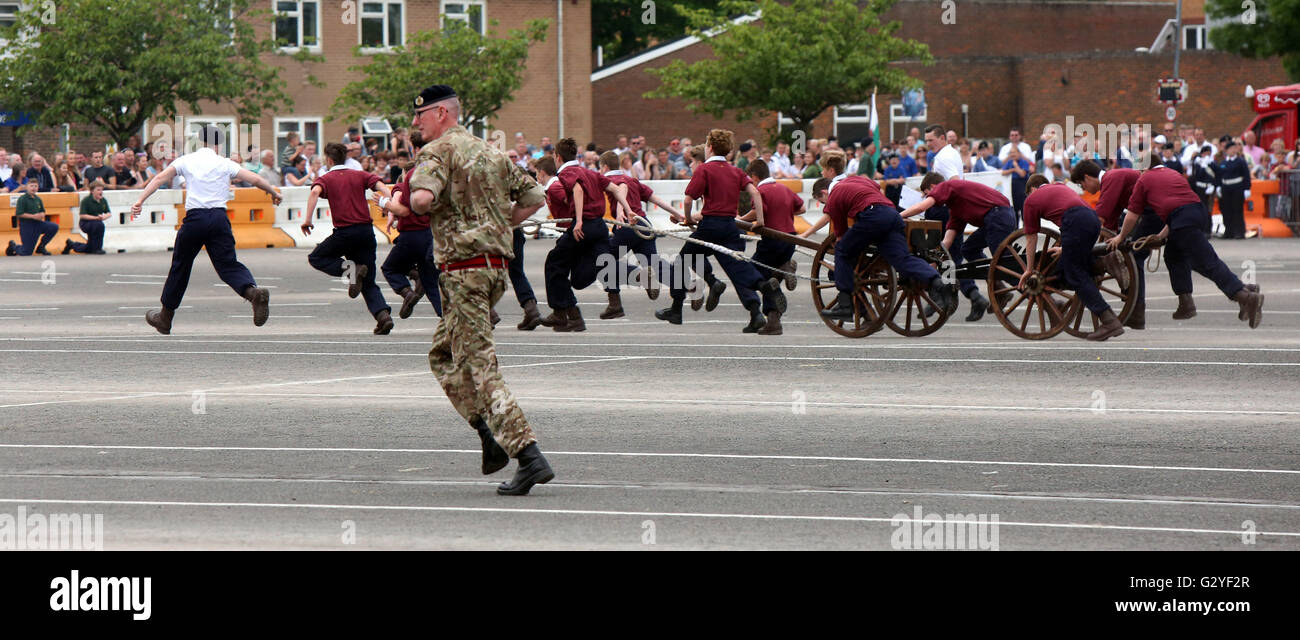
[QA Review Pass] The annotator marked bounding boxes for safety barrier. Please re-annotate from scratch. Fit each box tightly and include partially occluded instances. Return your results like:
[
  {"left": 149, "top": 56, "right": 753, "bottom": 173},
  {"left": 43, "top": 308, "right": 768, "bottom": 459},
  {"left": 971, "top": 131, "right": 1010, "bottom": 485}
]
[
  {"left": 272, "top": 185, "right": 392, "bottom": 248},
  {"left": 205, "top": 188, "right": 294, "bottom": 249}
]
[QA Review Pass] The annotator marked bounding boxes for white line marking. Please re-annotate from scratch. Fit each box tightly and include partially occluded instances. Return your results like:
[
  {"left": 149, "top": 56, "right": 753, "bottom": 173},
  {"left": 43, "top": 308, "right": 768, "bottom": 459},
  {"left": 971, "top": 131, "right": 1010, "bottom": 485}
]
[
  {"left": 0, "top": 278, "right": 43, "bottom": 282},
  {"left": 0, "top": 317, "right": 18, "bottom": 320},
  {"left": 109, "top": 274, "right": 167, "bottom": 278},
  {"left": 270, "top": 303, "right": 331, "bottom": 307},
  {"left": 0, "top": 498, "right": 1295, "bottom": 538},
  {"left": 1, "top": 444, "right": 1295, "bottom": 475},
  {"left": 11, "top": 271, "right": 68, "bottom": 275},
  {"left": 214, "top": 284, "right": 276, "bottom": 289},
  {"left": 105, "top": 281, "right": 165, "bottom": 285},
  {"left": 81, "top": 315, "right": 150, "bottom": 319},
  {"left": 227, "top": 315, "right": 314, "bottom": 319},
  {"left": 118, "top": 306, "right": 192, "bottom": 310},
  {"left": 0, "top": 308, "right": 57, "bottom": 312}
]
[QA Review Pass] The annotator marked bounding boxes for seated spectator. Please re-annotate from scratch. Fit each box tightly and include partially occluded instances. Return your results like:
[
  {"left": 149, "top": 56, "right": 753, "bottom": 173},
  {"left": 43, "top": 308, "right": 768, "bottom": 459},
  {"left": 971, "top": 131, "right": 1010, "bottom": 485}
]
[
  {"left": 283, "top": 155, "right": 310, "bottom": 186},
  {"left": 1001, "top": 146, "right": 1031, "bottom": 215},
  {"left": 913, "top": 148, "right": 929, "bottom": 174},
  {"left": 25, "top": 154, "right": 56, "bottom": 192},
  {"left": 54, "top": 161, "right": 81, "bottom": 192},
  {"left": 5, "top": 179, "right": 58, "bottom": 256},
  {"left": 1288, "top": 138, "right": 1300, "bottom": 168},
  {"left": 973, "top": 141, "right": 1001, "bottom": 172},
  {"left": 374, "top": 154, "right": 390, "bottom": 180},
  {"left": 131, "top": 155, "right": 150, "bottom": 188},
  {"left": 1, "top": 161, "right": 24, "bottom": 192},
  {"left": 388, "top": 151, "right": 409, "bottom": 183},
  {"left": 632, "top": 147, "right": 653, "bottom": 180},
  {"left": 791, "top": 151, "right": 808, "bottom": 178},
  {"left": 280, "top": 132, "right": 301, "bottom": 170},
  {"left": 110, "top": 152, "right": 136, "bottom": 190},
  {"left": 880, "top": 152, "right": 907, "bottom": 207},
  {"left": 390, "top": 128, "right": 415, "bottom": 156},
  {"left": 308, "top": 155, "right": 324, "bottom": 184},
  {"left": 83, "top": 151, "right": 116, "bottom": 188},
  {"left": 650, "top": 149, "right": 677, "bottom": 180},
  {"left": 1267, "top": 139, "right": 1293, "bottom": 178},
  {"left": 359, "top": 155, "right": 375, "bottom": 174},
  {"left": 258, "top": 150, "right": 281, "bottom": 186},
  {"left": 63, "top": 181, "right": 111, "bottom": 255}
]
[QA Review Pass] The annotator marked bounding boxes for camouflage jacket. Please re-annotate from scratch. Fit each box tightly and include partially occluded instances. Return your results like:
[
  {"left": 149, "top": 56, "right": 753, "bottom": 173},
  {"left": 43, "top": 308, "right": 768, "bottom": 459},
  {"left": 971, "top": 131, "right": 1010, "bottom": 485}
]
[{"left": 409, "top": 125, "right": 545, "bottom": 264}]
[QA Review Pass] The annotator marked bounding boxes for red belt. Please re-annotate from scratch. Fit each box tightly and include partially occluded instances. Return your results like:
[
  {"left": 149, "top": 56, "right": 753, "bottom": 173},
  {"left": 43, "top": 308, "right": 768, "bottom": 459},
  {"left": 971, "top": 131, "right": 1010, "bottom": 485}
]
[{"left": 439, "top": 254, "right": 509, "bottom": 272}]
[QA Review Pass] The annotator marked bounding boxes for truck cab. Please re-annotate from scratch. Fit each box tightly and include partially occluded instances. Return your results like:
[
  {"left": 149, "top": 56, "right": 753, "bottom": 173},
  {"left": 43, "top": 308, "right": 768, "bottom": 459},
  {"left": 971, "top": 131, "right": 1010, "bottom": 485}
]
[{"left": 1244, "top": 84, "right": 1300, "bottom": 151}]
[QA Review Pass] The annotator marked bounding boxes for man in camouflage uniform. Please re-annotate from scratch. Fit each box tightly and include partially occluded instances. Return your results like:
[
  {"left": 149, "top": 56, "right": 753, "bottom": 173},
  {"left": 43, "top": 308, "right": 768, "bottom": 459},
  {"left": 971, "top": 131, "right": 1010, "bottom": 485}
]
[{"left": 407, "top": 85, "right": 555, "bottom": 496}]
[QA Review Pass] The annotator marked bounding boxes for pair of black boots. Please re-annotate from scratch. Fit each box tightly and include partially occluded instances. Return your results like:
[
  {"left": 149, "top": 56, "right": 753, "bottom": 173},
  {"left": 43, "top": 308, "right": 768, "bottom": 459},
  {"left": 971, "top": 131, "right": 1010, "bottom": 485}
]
[{"left": 474, "top": 419, "right": 554, "bottom": 496}]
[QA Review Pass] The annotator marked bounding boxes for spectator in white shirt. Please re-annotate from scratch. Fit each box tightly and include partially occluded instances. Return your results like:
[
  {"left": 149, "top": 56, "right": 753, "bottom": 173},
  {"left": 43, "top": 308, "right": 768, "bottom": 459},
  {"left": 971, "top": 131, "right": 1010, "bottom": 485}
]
[
  {"left": 926, "top": 125, "right": 963, "bottom": 180},
  {"left": 611, "top": 134, "right": 630, "bottom": 156},
  {"left": 998, "top": 127, "right": 1035, "bottom": 169},
  {"left": 0, "top": 148, "right": 10, "bottom": 183},
  {"left": 773, "top": 142, "right": 796, "bottom": 178},
  {"left": 1180, "top": 127, "right": 1208, "bottom": 167},
  {"left": 258, "top": 150, "right": 281, "bottom": 186}
]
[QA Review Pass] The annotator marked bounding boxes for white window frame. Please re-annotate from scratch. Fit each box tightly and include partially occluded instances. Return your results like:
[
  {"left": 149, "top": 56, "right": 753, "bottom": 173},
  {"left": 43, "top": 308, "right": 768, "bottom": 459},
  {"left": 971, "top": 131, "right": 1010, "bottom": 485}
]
[
  {"left": 0, "top": 2, "right": 21, "bottom": 29},
  {"left": 358, "top": 0, "right": 406, "bottom": 52},
  {"left": 834, "top": 104, "right": 873, "bottom": 139},
  {"left": 889, "top": 103, "right": 927, "bottom": 143},
  {"left": 273, "top": 0, "right": 321, "bottom": 52},
  {"left": 1182, "top": 24, "right": 1212, "bottom": 50},
  {"left": 274, "top": 116, "right": 322, "bottom": 160},
  {"left": 184, "top": 116, "right": 237, "bottom": 155},
  {"left": 441, "top": 0, "right": 486, "bottom": 35},
  {"left": 776, "top": 112, "right": 796, "bottom": 136}
]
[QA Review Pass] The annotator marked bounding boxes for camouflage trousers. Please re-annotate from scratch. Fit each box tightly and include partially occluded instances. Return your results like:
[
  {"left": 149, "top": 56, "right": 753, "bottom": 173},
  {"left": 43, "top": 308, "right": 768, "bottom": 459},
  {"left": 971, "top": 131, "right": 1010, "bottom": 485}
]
[{"left": 429, "top": 267, "right": 536, "bottom": 457}]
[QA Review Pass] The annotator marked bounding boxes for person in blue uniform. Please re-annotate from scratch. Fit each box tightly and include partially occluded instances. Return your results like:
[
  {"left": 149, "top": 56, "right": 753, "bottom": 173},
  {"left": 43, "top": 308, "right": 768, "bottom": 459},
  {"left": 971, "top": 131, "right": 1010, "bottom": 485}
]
[{"left": 1214, "top": 139, "right": 1251, "bottom": 239}]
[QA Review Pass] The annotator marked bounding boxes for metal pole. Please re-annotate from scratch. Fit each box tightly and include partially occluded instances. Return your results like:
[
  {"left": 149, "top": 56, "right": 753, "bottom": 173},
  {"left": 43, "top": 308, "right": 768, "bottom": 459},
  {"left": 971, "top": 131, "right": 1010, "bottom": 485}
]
[{"left": 1173, "top": 0, "right": 1182, "bottom": 78}]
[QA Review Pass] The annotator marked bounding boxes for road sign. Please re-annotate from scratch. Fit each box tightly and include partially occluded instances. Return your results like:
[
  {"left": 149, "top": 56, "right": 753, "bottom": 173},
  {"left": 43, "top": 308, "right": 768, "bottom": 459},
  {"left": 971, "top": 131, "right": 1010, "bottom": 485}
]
[
  {"left": 1158, "top": 78, "right": 1187, "bottom": 105},
  {"left": 1165, "top": 106, "right": 1177, "bottom": 122}
]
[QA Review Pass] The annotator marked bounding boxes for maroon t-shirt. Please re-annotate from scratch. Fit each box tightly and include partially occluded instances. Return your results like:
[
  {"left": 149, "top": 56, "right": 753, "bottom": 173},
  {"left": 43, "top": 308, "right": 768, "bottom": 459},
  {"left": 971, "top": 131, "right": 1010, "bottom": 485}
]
[
  {"left": 824, "top": 176, "right": 895, "bottom": 237},
  {"left": 558, "top": 163, "right": 611, "bottom": 220},
  {"left": 1094, "top": 168, "right": 1140, "bottom": 231},
  {"left": 605, "top": 172, "right": 653, "bottom": 217},
  {"left": 544, "top": 178, "right": 574, "bottom": 228},
  {"left": 315, "top": 168, "right": 381, "bottom": 227},
  {"left": 755, "top": 180, "right": 802, "bottom": 234},
  {"left": 926, "top": 180, "right": 1012, "bottom": 232},
  {"left": 391, "top": 171, "right": 430, "bottom": 232},
  {"left": 1127, "top": 166, "right": 1202, "bottom": 222},
  {"left": 1022, "top": 183, "right": 1090, "bottom": 234},
  {"left": 685, "top": 160, "right": 751, "bottom": 217}
]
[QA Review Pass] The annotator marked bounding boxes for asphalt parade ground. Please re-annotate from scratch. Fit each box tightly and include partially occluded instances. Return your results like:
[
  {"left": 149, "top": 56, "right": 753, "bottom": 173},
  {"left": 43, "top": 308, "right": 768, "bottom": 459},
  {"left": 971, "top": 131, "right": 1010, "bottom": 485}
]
[{"left": 0, "top": 237, "right": 1297, "bottom": 550}]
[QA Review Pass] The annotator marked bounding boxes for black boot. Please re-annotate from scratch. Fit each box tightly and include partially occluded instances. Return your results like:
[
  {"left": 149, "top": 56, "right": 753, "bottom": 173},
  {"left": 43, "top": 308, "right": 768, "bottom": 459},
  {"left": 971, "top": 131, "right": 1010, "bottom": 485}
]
[
  {"left": 742, "top": 303, "right": 766, "bottom": 333},
  {"left": 820, "top": 291, "right": 855, "bottom": 320},
  {"left": 473, "top": 419, "right": 509, "bottom": 475},
  {"left": 655, "top": 297, "right": 684, "bottom": 324},
  {"left": 407, "top": 268, "right": 423, "bottom": 300},
  {"left": 242, "top": 286, "right": 271, "bottom": 326},
  {"left": 1125, "top": 297, "right": 1146, "bottom": 330},
  {"left": 928, "top": 278, "right": 957, "bottom": 317},
  {"left": 704, "top": 278, "right": 727, "bottom": 312},
  {"left": 348, "top": 264, "right": 367, "bottom": 298},
  {"left": 1237, "top": 284, "right": 1259, "bottom": 321},
  {"left": 964, "top": 291, "right": 990, "bottom": 322},
  {"left": 1172, "top": 293, "right": 1196, "bottom": 320},
  {"left": 497, "top": 443, "right": 555, "bottom": 496},
  {"left": 1233, "top": 286, "right": 1264, "bottom": 329},
  {"left": 759, "top": 277, "right": 787, "bottom": 314}
]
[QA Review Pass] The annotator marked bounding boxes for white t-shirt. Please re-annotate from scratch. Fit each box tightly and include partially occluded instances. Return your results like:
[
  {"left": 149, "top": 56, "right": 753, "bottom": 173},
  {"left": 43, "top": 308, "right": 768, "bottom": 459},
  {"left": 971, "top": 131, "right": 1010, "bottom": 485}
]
[
  {"left": 344, "top": 157, "right": 364, "bottom": 171},
  {"left": 998, "top": 141, "right": 1034, "bottom": 165},
  {"left": 171, "top": 147, "right": 242, "bottom": 210},
  {"left": 933, "top": 144, "right": 963, "bottom": 180}
]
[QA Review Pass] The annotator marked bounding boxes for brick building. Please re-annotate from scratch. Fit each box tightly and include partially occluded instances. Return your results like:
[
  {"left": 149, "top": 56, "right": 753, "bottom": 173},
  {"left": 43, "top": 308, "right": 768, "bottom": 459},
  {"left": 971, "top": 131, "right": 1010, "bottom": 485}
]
[
  {"left": 4, "top": 0, "right": 593, "bottom": 159},
  {"left": 590, "top": 0, "right": 1290, "bottom": 149}
]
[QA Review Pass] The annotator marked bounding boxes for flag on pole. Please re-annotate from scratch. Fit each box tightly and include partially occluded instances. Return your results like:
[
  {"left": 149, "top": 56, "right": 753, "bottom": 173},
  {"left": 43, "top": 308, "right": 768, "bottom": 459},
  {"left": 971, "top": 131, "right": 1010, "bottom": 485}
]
[{"left": 869, "top": 90, "right": 880, "bottom": 172}]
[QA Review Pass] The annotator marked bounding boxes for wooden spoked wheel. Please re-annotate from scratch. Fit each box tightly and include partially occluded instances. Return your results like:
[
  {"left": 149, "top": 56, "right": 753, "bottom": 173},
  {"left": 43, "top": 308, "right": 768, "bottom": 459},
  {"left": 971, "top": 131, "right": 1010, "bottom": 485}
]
[
  {"left": 885, "top": 246, "right": 952, "bottom": 337},
  {"left": 1062, "top": 228, "right": 1140, "bottom": 338},
  {"left": 810, "top": 237, "right": 896, "bottom": 338},
  {"left": 988, "top": 228, "right": 1081, "bottom": 340}
]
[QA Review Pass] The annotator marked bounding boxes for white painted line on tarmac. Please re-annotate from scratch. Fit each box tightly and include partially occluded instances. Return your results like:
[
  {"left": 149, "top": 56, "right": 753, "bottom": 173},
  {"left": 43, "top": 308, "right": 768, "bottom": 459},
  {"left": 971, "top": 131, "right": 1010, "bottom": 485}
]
[
  {"left": 0, "top": 278, "right": 44, "bottom": 282},
  {"left": 110, "top": 274, "right": 166, "bottom": 278},
  {"left": 1, "top": 497, "right": 1296, "bottom": 538},
  {"left": 11, "top": 271, "right": 68, "bottom": 275},
  {"left": 0, "top": 308, "right": 57, "bottom": 311},
  {"left": 105, "top": 281, "right": 166, "bottom": 285},
  {"left": 2, "top": 444, "right": 1296, "bottom": 475},
  {"left": 119, "top": 306, "right": 192, "bottom": 310},
  {"left": 227, "top": 315, "right": 314, "bottom": 319}
]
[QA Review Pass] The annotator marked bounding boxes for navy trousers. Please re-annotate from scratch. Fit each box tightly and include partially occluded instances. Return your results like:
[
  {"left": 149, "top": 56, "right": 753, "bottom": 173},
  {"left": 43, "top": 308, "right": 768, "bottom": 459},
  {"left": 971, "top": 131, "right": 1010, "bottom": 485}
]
[
  {"left": 751, "top": 237, "right": 796, "bottom": 313},
  {"left": 508, "top": 228, "right": 536, "bottom": 306},
  {"left": 958, "top": 206, "right": 1016, "bottom": 296},
  {"left": 1219, "top": 189, "right": 1246, "bottom": 239},
  {"left": 381, "top": 227, "right": 442, "bottom": 316},
  {"left": 544, "top": 218, "right": 612, "bottom": 310},
  {"left": 308, "top": 223, "right": 390, "bottom": 316},
  {"left": 162, "top": 208, "right": 256, "bottom": 310},
  {"left": 66, "top": 219, "right": 106, "bottom": 254},
  {"left": 14, "top": 218, "right": 58, "bottom": 255},
  {"left": 836, "top": 205, "right": 939, "bottom": 293},
  {"left": 667, "top": 216, "right": 763, "bottom": 309},
  {"left": 1125, "top": 210, "right": 1165, "bottom": 302},
  {"left": 1058, "top": 206, "right": 1109, "bottom": 316},
  {"left": 1163, "top": 204, "right": 1244, "bottom": 299},
  {"left": 925, "top": 204, "right": 967, "bottom": 294},
  {"left": 604, "top": 225, "right": 669, "bottom": 294}
]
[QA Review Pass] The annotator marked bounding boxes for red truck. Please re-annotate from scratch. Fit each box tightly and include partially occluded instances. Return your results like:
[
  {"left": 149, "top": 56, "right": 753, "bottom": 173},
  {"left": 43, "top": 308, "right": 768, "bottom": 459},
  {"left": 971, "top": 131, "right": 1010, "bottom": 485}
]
[{"left": 1244, "top": 83, "right": 1300, "bottom": 150}]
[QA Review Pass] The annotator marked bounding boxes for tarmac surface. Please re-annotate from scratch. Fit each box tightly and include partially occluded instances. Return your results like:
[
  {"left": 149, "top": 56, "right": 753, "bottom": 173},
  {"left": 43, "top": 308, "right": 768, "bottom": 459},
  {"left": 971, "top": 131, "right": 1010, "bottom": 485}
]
[{"left": 0, "top": 235, "right": 1297, "bottom": 550}]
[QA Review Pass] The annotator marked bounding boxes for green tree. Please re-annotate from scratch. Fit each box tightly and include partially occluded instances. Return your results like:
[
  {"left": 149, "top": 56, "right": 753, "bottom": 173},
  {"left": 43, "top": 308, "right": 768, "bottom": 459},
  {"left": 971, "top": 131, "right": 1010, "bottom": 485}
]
[
  {"left": 592, "top": 0, "right": 731, "bottom": 63},
  {"left": 331, "top": 16, "right": 548, "bottom": 135},
  {"left": 646, "top": 0, "right": 931, "bottom": 144},
  {"left": 0, "top": 0, "right": 319, "bottom": 148},
  {"left": 1207, "top": 0, "right": 1300, "bottom": 81}
]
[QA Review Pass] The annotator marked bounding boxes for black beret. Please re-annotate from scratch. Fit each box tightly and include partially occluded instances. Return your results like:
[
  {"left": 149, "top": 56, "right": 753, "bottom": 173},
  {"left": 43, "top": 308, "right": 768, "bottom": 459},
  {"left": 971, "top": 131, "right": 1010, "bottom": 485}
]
[
  {"left": 738, "top": 142, "right": 753, "bottom": 153},
  {"left": 415, "top": 85, "right": 457, "bottom": 109},
  {"left": 1224, "top": 138, "right": 1239, "bottom": 148}
]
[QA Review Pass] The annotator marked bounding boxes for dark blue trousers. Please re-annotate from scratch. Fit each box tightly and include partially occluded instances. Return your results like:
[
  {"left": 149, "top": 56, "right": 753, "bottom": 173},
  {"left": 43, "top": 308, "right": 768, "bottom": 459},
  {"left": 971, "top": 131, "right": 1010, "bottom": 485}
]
[
  {"left": 959, "top": 206, "right": 1016, "bottom": 296},
  {"left": 752, "top": 237, "right": 796, "bottom": 313},
  {"left": 604, "top": 225, "right": 669, "bottom": 293},
  {"left": 508, "top": 228, "right": 536, "bottom": 306},
  {"left": 667, "top": 216, "right": 762, "bottom": 309},
  {"left": 162, "top": 208, "right": 257, "bottom": 310},
  {"left": 14, "top": 219, "right": 58, "bottom": 255},
  {"left": 1219, "top": 189, "right": 1246, "bottom": 239},
  {"left": 66, "top": 219, "right": 106, "bottom": 253},
  {"left": 544, "top": 218, "right": 612, "bottom": 310},
  {"left": 1163, "top": 204, "right": 1244, "bottom": 298},
  {"left": 381, "top": 227, "right": 442, "bottom": 316},
  {"left": 1125, "top": 210, "right": 1164, "bottom": 302},
  {"left": 308, "top": 223, "right": 389, "bottom": 316},
  {"left": 1059, "top": 206, "right": 1109, "bottom": 316},
  {"left": 925, "top": 204, "right": 967, "bottom": 294},
  {"left": 836, "top": 205, "right": 939, "bottom": 293}
]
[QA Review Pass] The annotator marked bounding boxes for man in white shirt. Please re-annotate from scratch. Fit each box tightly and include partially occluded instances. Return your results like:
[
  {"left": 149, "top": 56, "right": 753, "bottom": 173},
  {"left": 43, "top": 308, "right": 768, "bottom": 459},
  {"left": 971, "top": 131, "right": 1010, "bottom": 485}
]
[
  {"left": 923, "top": 124, "right": 970, "bottom": 317},
  {"left": 0, "top": 147, "right": 9, "bottom": 183},
  {"left": 997, "top": 127, "right": 1035, "bottom": 169},
  {"left": 1180, "top": 127, "right": 1208, "bottom": 167},
  {"left": 772, "top": 142, "right": 795, "bottom": 178},
  {"left": 130, "top": 125, "right": 282, "bottom": 334},
  {"left": 343, "top": 142, "right": 364, "bottom": 170}
]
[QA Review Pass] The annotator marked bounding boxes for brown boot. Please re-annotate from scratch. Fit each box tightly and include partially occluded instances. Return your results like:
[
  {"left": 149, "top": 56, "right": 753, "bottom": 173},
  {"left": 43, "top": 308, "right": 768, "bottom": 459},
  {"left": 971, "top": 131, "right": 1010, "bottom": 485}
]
[
  {"left": 756, "top": 310, "right": 783, "bottom": 335},
  {"left": 1237, "top": 284, "right": 1259, "bottom": 320},
  {"left": 145, "top": 307, "right": 174, "bottom": 335},
  {"left": 1086, "top": 309, "right": 1124, "bottom": 341},
  {"left": 242, "top": 286, "right": 270, "bottom": 326},
  {"left": 554, "top": 306, "right": 586, "bottom": 332},
  {"left": 373, "top": 309, "right": 394, "bottom": 335},
  {"left": 517, "top": 300, "right": 543, "bottom": 331},
  {"left": 490, "top": 308, "right": 500, "bottom": 326},
  {"left": 600, "top": 291, "right": 625, "bottom": 319},
  {"left": 397, "top": 287, "right": 421, "bottom": 319},
  {"left": 1232, "top": 286, "right": 1264, "bottom": 329},
  {"left": 1124, "top": 297, "right": 1145, "bottom": 330},
  {"left": 1172, "top": 293, "right": 1196, "bottom": 320},
  {"left": 539, "top": 306, "right": 565, "bottom": 327},
  {"left": 407, "top": 268, "right": 423, "bottom": 299}
]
